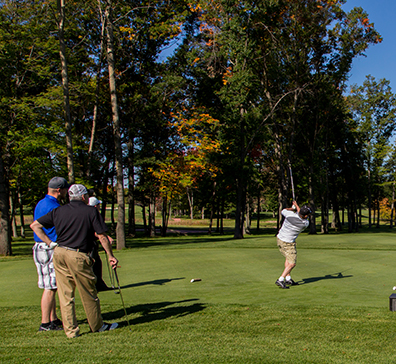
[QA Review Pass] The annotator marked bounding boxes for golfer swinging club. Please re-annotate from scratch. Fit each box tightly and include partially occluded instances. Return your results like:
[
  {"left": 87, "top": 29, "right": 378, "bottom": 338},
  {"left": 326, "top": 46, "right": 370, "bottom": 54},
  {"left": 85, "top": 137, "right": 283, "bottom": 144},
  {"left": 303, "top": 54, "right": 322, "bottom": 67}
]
[{"left": 275, "top": 201, "right": 312, "bottom": 289}]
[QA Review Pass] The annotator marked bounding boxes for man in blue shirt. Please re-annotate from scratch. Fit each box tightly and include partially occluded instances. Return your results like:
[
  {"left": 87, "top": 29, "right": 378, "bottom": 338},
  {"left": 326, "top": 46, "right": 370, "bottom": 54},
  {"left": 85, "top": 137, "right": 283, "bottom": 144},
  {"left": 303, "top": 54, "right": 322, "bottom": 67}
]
[
  {"left": 33, "top": 177, "right": 69, "bottom": 331},
  {"left": 31, "top": 184, "right": 119, "bottom": 338}
]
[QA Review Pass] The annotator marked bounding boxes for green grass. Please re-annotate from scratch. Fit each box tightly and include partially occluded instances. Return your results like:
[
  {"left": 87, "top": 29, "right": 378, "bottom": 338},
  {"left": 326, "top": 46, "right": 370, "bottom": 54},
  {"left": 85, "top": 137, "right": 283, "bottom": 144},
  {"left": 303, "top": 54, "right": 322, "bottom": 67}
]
[{"left": 2, "top": 229, "right": 396, "bottom": 363}]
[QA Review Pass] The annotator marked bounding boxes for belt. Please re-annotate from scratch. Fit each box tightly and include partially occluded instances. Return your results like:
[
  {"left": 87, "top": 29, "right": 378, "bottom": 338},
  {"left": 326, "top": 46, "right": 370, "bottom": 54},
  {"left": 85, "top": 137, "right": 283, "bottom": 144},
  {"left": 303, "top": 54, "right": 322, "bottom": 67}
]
[{"left": 58, "top": 245, "right": 91, "bottom": 254}]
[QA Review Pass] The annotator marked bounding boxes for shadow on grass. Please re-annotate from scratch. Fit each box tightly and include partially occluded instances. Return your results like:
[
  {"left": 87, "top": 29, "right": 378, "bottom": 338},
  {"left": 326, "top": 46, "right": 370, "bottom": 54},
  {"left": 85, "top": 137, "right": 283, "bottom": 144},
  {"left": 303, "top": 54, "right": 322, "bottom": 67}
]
[
  {"left": 101, "top": 299, "right": 206, "bottom": 328},
  {"left": 126, "top": 236, "right": 234, "bottom": 249},
  {"left": 120, "top": 277, "right": 185, "bottom": 289},
  {"left": 299, "top": 271, "right": 353, "bottom": 285}
]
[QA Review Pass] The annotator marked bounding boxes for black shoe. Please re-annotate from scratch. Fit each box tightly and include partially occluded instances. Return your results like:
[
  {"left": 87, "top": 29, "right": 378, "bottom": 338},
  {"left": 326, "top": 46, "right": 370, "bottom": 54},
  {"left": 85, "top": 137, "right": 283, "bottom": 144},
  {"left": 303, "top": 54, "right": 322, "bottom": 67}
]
[
  {"left": 98, "top": 322, "right": 119, "bottom": 332},
  {"left": 275, "top": 279, "right": 289, "bottom": 289},
  {"left": 285, "top": 279, "right": 299, "bottom": 286},
  {"left": 38, "top": 322, "right": 63, "bottom": 332},
  {"left": 51, "top": 318, "right": 63, "bottom": 328}
]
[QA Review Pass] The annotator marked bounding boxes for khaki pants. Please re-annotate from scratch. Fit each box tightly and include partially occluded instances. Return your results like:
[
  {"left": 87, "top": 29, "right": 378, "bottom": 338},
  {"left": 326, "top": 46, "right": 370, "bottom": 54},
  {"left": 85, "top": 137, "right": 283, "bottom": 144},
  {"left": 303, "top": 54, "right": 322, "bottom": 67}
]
[
  {"left": 53, "top": 246, "right": 103, "bottom": 338},
  {"left": 277, "top": 237, "right": 297, "bottom": 265}
]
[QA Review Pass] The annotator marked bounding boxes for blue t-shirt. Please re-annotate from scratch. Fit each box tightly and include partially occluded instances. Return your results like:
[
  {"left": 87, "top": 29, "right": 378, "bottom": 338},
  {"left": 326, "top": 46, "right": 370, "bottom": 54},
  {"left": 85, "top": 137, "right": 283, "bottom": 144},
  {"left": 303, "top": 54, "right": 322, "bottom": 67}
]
[{"left": 33, "top": 195, "right": 60, "bottom": 242}]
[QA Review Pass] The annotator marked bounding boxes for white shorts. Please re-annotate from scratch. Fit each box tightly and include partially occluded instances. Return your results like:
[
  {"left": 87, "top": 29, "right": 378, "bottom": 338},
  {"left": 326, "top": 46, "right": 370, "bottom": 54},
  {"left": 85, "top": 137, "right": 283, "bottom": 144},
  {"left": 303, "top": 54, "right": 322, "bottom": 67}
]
[{"left": 33, "top": 243, "right": 57, "bottom": 290}]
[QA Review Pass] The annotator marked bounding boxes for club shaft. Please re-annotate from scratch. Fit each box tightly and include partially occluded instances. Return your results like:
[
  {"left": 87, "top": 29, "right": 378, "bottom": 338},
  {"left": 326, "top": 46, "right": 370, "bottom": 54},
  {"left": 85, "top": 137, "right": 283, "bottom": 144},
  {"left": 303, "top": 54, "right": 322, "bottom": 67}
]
[
  {"left": 289, "top": 165, "right": 295, "bottom": 201},
  {"left": 114, "top": 268, "right": 132, "bottom": 330}
]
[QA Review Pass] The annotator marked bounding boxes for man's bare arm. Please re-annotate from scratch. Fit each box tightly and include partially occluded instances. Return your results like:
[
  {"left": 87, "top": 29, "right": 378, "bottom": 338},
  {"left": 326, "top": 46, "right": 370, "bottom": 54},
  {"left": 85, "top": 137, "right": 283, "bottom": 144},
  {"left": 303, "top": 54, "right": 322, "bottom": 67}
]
[
  {"left": 97, "top": 233, "right": 118, "bottom": 268},
  {"left": 30, "top": 220, "right": 52, "bottom": 247}
]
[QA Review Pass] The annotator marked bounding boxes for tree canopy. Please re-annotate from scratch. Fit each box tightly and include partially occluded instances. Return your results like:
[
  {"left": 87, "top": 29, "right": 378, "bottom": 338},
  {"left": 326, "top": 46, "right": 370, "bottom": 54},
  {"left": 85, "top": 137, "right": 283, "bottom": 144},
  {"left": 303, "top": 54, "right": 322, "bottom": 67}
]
[{"left": 1, "top": 0, "right": 394, "bottom": 255}]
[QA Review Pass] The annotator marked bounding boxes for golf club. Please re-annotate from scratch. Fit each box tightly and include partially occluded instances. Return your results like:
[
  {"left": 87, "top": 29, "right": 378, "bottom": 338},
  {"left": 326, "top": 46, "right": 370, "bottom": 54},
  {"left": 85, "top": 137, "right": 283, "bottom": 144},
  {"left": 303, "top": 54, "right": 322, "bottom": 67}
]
[
  {"left": 104, "top": 250, "right": 116, "bottom": 290},
  {"left": 114, "top": 267, "right": 132, "bottom": 330},
  {"left": 289, "top": 163, "right": 296, "bottom": 209}
]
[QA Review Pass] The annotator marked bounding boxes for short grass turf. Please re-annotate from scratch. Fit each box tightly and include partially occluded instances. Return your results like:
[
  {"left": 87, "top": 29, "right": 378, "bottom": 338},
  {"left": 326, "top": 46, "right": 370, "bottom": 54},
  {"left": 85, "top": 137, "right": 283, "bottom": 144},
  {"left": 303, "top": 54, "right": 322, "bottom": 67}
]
[{"left": 2, "top": 231, "right": 396, "bottom": 363}]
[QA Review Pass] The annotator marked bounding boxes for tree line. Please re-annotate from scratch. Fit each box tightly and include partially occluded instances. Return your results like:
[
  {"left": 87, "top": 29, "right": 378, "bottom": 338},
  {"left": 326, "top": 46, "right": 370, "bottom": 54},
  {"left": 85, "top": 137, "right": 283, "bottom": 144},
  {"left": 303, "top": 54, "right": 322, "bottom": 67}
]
[{"left": 1, "top": 0, "right": 395, "bottom": 256}]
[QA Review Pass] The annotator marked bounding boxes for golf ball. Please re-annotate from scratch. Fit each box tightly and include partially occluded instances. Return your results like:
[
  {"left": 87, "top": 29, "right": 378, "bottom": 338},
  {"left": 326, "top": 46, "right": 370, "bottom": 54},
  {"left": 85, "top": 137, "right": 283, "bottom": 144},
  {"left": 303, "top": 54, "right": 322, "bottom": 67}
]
[{"left": 393, "top": 286, "right": 396, "bottom": 290}]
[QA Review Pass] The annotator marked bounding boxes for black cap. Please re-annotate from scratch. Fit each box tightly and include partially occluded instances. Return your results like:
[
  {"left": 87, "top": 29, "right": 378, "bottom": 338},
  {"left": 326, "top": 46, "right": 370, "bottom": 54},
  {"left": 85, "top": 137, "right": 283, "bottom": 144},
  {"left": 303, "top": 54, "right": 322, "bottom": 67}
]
[
  {"left": 48, "top": 177, "right": 69, "bottom": 189},
  {"left": 300, "top": 205, "right": 312, "bottom": 216}
]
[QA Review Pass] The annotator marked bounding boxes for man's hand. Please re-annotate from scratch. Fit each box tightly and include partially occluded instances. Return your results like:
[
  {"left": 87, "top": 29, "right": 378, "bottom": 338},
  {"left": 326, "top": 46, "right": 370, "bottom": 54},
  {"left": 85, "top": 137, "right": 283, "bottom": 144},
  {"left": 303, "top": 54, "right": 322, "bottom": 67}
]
[
  {"left": 292, "top": 200, "right": 300, "bottom": 213},
  {"left": 108, "top": 256, "right": 118, "bottom": 269}
]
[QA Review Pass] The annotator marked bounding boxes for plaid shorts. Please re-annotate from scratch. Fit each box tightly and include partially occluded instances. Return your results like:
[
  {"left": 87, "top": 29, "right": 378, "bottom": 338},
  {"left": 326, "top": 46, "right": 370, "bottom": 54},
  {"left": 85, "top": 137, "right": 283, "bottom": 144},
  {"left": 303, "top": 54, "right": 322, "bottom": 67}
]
[
  {"left": 33, "top": 243, "right": 57, "bottom": 290},
  {"left": 277, "top": 237, "right": 297, "bottom": 264}
]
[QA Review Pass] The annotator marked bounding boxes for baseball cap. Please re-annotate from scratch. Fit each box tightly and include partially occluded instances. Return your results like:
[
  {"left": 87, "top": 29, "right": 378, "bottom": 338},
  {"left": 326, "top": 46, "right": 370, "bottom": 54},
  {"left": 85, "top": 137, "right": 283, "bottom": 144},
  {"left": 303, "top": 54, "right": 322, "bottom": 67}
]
[
  {"left": 48, "top": 177, "right": 69, "bottom": 189},
  {"left": 300, "top": 205, "right": 312, "bottom": 216},
  {"left": 68, "top": 184, "right": 88, "bottom": 197},
  {"left": 89, "top": 197, "right": 102, "bottom": 206}
]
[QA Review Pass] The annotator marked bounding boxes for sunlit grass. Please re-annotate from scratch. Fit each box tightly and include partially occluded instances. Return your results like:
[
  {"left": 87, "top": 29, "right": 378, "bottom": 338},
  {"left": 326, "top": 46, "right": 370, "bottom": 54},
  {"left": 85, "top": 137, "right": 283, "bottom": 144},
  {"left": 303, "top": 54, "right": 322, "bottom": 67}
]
[{"left": 3, "top": 214, "right": 396, "bottom": 363}]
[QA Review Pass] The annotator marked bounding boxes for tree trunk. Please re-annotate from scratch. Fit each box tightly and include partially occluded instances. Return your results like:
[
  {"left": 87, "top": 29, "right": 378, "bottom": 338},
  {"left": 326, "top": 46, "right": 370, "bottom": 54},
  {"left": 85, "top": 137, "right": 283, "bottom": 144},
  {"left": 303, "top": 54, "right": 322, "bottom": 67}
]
[
  {"left": 111, "top": 182, "right": 115, "bottom": 228},
  {"left": 308, "top": 164, "right": 317, "bottom": 234},
  {"left": 216, "top": 199, "right": 220, "bottom": 233},
  {"left": 105, "top": 0, "right": 125, "bottom": 249},
  {"left": 57, "top": 0, "right": 75, "bottom": 184},
  {"left": 101, "top": 163, "right": 109, "bottom": 220},
  {"left": 208, "top": 181, "right": 216, "bottom": 235},
  {"left": 234, "top": 178, "right": 245, "bottom": 238},
  {"left": 161, "top": 197, "right": 170, "bottom": 237},
  {"left": 320, "top": 173, "right": 328, "bottom": 234},
  {"left": 127, "top": 138, "right": 136, "bottom": 237},
  {"left": 10, "top": 194, "right": 17, "bottom": 238},
  {"left": 329, "top": 165, "right": 341, "bottom": 231},
  {"left": 142, "top": 205, "right": 147, "bottom": 234},
  {"left": 88, "top": 2, "right": 106, "bottom": 177},
  {"left": 186, "top": 187, "right": 194, "bottom": 219},
  {"left": 148, "top": 192, "right": 156, "bottom": 237},
  {"left": 18, "top": 186, "right": 25, "bottom": 238},
  {"left": 391, "top": 182, "right": 395, "bottom": 229},
  {"left": 220, "top": 197, "right": 224, "bottom": 235},
  {"left": 367, "top": 168, "right": 372, "bottom": 228},
  {"left": 245, "top": 196, "right": 251, "bottom": 234},
  {"left": 256, "top": 188, "right": 261, "bottom": 231},
  {"left": 0, "top": 155, "right": 11, "bottom": 256}
]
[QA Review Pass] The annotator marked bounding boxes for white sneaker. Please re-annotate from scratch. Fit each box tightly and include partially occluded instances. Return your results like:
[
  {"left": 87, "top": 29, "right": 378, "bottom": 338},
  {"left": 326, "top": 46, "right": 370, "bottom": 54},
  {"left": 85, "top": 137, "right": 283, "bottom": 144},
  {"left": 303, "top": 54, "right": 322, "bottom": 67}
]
[{"left": 98, "top": 322, "right": 119, "bottom": 332}]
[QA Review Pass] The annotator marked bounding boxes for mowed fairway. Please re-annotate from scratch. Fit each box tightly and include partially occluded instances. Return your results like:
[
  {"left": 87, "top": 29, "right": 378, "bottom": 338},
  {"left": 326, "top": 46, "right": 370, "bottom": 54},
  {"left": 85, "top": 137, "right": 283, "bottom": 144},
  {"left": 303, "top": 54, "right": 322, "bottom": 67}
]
[{"left": 2, "top": 231, "right": 396, "bottom": 363}]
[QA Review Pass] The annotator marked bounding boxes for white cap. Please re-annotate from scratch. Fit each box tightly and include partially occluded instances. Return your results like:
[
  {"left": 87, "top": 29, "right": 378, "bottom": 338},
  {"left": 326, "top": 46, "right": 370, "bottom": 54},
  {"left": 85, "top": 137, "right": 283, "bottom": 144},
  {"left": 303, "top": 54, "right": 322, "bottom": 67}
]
[
  {"left": 89, "top": 196, "right": 102, "bottom": 206},
  {"left": 68, "top": 184, "right": 88, "bottom": 197}
]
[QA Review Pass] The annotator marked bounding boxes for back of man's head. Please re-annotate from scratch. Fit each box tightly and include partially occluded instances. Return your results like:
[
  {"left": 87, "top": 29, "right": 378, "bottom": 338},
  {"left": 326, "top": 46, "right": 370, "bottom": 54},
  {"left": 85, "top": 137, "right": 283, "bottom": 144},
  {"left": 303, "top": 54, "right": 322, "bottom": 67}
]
[
  {"left": 68, "top": 184, "right": 88, "bottom": 201},
  {"left": 48, "top": 177, "right": 69, "bottom": 189},
  {"left": 47, "top": 177, "right": 69, "bottom": 197},
  {"left": 299, "top": 205, "right": 312, "bottom": 216}
]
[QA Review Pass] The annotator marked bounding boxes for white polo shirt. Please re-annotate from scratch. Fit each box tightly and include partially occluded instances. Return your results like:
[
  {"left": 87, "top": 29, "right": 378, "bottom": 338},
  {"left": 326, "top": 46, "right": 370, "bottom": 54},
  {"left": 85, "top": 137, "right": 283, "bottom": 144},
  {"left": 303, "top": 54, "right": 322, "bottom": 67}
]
[{"left": 277, "top": 209, "right": 309, "bottom": 243}]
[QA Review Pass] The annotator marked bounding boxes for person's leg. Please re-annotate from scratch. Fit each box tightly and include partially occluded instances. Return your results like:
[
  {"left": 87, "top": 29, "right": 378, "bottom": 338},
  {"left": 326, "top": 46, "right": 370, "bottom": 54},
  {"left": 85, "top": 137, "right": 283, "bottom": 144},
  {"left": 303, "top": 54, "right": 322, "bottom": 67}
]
[
  {"left": 276, "top": 238, "right": 297, "bottom": 288},
  {"left": 41, "top": 289, "right": 57, "bottom": 323},
  {"left": 53, "top": 247, "right": 79, "bottom": 338},
  {"left": 92, "top": 249, "right": 109, "bottom": 291},
  {"left": 68, "top": 251, "right": 103, "bottom": 332},
  {"left": 33, "top": 243, "right": 60, "bottom": 328},
  {"left": 281, "top": 244, "right": 299, "bottom": 285},
  {"left": 281, "top": 259, "right": 296, "bottom": 278}
]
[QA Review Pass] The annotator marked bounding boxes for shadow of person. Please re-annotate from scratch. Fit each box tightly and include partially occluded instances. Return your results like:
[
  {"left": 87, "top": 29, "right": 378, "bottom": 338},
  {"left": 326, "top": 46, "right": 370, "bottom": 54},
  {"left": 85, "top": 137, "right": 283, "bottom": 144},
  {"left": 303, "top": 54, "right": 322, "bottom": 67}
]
[
  {"left": 120, "top": 277, "right": 185, "bottom": 289},
  {"left": 102, "top": 298, "right": 206, "bottom": 328},
  {"left": 299, "top": 272, "right": 353, "bottom": 285}
]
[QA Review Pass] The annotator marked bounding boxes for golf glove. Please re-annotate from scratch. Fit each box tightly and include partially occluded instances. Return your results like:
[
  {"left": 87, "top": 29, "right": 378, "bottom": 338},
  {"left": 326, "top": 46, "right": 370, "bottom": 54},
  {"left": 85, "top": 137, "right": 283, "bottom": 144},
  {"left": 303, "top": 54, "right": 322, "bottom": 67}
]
[{"left": 49, "top": 241, "right": 58, "bottom": 250}]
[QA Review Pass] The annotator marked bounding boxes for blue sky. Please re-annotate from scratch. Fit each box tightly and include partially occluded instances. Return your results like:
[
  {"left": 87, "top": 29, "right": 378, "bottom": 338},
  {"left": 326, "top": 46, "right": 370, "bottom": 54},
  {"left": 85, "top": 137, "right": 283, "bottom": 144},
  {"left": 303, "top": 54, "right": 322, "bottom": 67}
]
[{"left": 342, "top": 0, "right": 396, "bottom": 92}]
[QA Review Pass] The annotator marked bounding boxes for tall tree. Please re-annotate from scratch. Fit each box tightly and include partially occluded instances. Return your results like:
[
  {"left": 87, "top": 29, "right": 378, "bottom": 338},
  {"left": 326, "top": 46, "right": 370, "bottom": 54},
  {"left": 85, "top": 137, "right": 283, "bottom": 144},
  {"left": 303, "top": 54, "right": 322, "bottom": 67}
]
[
  {"left": 104, "top": 0, "right": 125, "bottom": 249},
  {"left": 56, "top": 0, "right": 75, "bottom": 183},
  {"left": 347, "top": 76, "right": 396, "bottom": 228}
]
